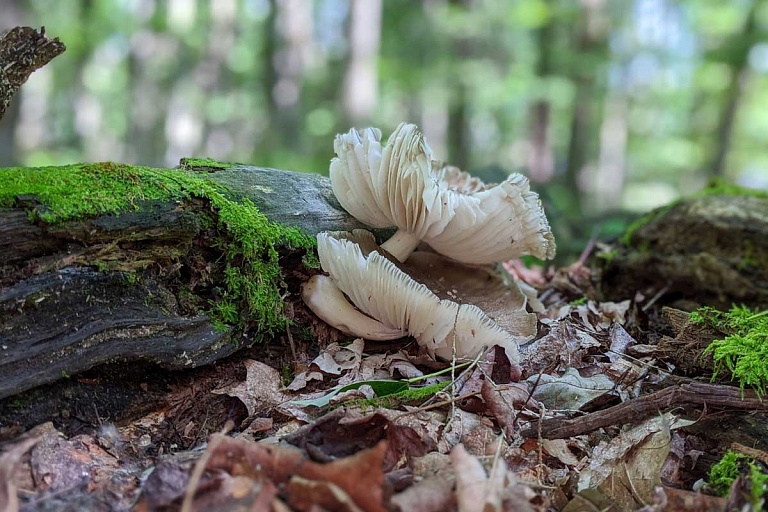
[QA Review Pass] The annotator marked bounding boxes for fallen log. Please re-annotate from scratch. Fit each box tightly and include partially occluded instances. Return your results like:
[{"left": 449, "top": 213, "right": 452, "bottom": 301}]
[
  {"left": 0, "top": 159, "right": 376, "bottom": 402},
  {"left": 597, "top": 186, "right": 768, "bottom": 309}
]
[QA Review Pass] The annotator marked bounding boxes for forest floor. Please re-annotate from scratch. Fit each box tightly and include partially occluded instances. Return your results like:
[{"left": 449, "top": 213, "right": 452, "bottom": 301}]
[{"left": 2, "top": 247, "right": 766, "bottom": 512}]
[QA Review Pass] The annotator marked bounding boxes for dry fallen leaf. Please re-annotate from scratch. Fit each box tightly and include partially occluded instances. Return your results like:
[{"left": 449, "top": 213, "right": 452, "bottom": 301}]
[
  {"left": 527, "top": 367, "right": 614, "bottom": 410},
  {"left": 212, "top": 359, "right": 313, "bottom": 421},
  {"left": 0, "top": 436, "right": 39, "bottom": 512},
  {"left": 203, "top": 434, "right": 388, "bottom": 512},
  {"left": 578, "top": 413, "right": 696, "bottom": 510}
]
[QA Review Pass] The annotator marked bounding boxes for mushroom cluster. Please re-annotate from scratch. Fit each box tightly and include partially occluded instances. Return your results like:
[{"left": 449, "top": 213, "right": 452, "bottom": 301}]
[{"left": 302, "top": 123, "right": 555, "bottom": 364}]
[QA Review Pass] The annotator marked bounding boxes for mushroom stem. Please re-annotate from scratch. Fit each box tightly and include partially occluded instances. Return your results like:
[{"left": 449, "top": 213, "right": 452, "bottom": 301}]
[
  {"left": 301, "top": 275, "right": 405, "bottom": 340},
  {"left": 380, "top": 229, "right": 421, "bottom": 262}
]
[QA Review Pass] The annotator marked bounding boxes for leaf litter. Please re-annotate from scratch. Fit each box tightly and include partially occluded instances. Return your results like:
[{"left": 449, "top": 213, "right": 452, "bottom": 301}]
[{"left": 2, "top": 256, "right": 767, "bottom": 511}]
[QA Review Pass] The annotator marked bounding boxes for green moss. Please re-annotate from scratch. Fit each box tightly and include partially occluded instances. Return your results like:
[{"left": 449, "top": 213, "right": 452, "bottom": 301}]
[
  {"left": 709, "top": 450, "right": 749, "bottom": 496},
  {"left": 619, "top": 204, "right": 674, "bottom": 246},
  {"left": 619, "top": 179, "right": 766, "bottom": 247},
  {"left": 697, "top": 178, "right": 768, "bottom": 199},
  {"left": 708, "top": 450, "right": 768, "bottom": 505},
  {"left": 596, "top": 248, "right": 618, "bottom": 266},
  {"left": 692, "top": 305, "right": 768, "bottom": 395},
  {"left": 0, "top": 162, "right": 316, "bottom": 340},
  {"left": 739, "top": 240, "right": 758, "bottom": 271},
  {"left": 179, "top": 157, "right": 236, "bottom": 170},
  {"left": 568, "top": 296, "right": 587, "bottom": 306}
]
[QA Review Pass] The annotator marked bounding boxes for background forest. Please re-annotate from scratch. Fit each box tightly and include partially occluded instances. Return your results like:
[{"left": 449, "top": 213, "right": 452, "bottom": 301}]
[{"left": 1, "top": 0, "right": 767, "bottom": 260}]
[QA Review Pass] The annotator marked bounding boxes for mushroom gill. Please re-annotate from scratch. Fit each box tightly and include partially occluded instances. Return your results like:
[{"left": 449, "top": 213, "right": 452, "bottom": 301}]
[
  {"left": 301, "top": 230, "right": 536, "bottom": 363},
  {"left": 330, "top": 123, "right": 556, "bottom": 264}
]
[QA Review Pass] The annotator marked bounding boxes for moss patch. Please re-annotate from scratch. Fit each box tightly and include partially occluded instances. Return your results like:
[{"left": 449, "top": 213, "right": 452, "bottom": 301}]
[
  {"left": 708, "top": 450, "right": 768, "bottom": 505},
  {"left": 0, "top": 162, "right": 315, "bottom": 339},
  {"left": 620, "top": 178, "right": 767, "bottom": 247},
  {"left": 179, "top": 157, "right": 236, "bottom": 171},
  {"left": 691, "top": 305, "right": 768, "bottom": 395}
]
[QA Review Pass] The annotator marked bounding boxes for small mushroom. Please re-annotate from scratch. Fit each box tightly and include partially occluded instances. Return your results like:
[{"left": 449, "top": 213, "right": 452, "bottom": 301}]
[
  {"left": 330, "top": 123, "right": 555, "bottom": 263},
  {"left": 301, "top": 230, "right": 534, "bottom": 363}
]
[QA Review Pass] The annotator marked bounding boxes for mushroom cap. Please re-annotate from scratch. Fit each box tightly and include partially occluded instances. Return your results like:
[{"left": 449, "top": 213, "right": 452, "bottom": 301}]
[
  {"left": 330, "top": 123, "right": 556, "bottom": 264},
  {"left": 316, "top": 230, "right": 534, "bottom": 362}
]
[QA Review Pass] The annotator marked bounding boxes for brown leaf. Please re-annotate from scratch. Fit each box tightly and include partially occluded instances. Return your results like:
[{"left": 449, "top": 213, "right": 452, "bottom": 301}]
[
  {"left": 287, "top": 476, "right": 363, "bottom": 512},
  {"left": 390, "top": 476, "right": 455, "bottom": 512},
  {"left": 0, "top": 436, "right": 39, "bottom": 512},
  {"left": 481, "top": 380, "right": 540, "bottom": 437},
  {"left": 212, "top": 359, "right": 311, "bottom": 421},
  {"left": 451, "top": 444, "right": 506, "bottom": 512},
  {"left": 204, "top": 435, "right": 388, "bottom": 512}
]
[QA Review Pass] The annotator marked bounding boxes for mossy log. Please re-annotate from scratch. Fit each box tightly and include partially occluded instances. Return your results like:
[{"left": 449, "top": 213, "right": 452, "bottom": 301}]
[
  {"left": 0, "top": 160, "right": 374, "bottom": 402},
  {"left": 597, "top": 192, "right": 768, "bottom": 309}
]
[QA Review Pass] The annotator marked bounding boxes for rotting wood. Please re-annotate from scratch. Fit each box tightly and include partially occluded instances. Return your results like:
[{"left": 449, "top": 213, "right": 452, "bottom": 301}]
[
  {"left": 0, "top": 27, "right": 65, "bottom": 120},
  {"left": 0, "top": 161, "right": 380, "bottom": 401},
  {"left": 522, "top": 381, "right": 768, "bottom": 439},
  {"left": 598, "top": 193, "right": 768, "bottom": 309}
]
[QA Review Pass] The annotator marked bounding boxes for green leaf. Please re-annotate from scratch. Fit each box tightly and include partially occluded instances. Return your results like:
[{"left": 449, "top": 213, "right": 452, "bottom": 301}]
[{"left": 291, "top": 380, "right": 410, "bottom": 408}]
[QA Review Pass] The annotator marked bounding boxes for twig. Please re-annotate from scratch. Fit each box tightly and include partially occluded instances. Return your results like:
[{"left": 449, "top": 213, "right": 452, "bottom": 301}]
[
  {"left": 285, "top": 302, "right": 298, "bottom": 364},
  {"left": 448, "top": 305, "right": 460, "bottom": 431},
  {"left": 522, "top": 381, "right": 768, "bottom": 439},
  {"left": 642, "top": 285, "right": 670, "bottom": 312},
  {"left": 395, "top": 391, "right": 482, "bottom": 419},
  {"left": 731, "top": 442, "right": 768, "bottom": 466}
]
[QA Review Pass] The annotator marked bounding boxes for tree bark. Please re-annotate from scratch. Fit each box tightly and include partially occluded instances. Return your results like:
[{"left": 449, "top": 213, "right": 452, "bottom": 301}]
[
  {"left": 598, "top": 193, "right": 768, "bottom": 309},
  {"left": 710, "top": 1, "right": 759, "bottom": 177},
  {"left": 0, "top": 162, "right": 377, "bottom": 401},
  {"left": 0, "top": 27, "right": 65, "bottom": 121}
]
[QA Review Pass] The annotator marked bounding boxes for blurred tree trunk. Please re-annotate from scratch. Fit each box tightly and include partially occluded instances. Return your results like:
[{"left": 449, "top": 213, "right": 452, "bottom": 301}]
[
  {"left": 593, "top": 94, "right": 628, "bottom": 211},
  {"left": 270, "top": 0, "right": 314, "bottom": 144},
  {"left": 564, "top": 0, "right": 608, "bottom": 215},
  {"left": 527, "top": 20, "right": 555, "bottom": 184},
  {"left": 448, "top": 82, "right": 469, "bottom": 170},
  {"left": 710, "top": 1, "right": 759, "bottom": 177},
  {"left": 343, "top": 0, "right": 382, "bottom": 124}
]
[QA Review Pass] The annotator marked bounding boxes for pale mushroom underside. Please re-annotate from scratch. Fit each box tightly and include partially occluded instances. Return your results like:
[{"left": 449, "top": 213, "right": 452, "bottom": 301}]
[
  {"left": 312, "top": 230, "right": 534, "bottom": 363},
  {"left": 330, "top": 123, "right": 556, "bottom": 265}
]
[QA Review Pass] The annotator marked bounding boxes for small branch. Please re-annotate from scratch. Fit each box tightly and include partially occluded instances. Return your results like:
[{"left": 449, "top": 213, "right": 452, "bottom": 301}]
[
  {"left": 522, "top": 382, "right": 768, "bottom": 439},
  {"left": 0, "top": 26, "right": 66, "bottom": 120}
]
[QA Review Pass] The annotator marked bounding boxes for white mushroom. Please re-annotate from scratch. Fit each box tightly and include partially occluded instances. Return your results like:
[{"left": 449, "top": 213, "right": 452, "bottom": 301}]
[
  {"left": 301, "top": 230, "right": 533, "bottom": 363},
  {"left": 301, "top": 274, "right": 404, "bottom": 340},
  {"left": 330, "top": 123, "right": 556, "bottom": 264}
]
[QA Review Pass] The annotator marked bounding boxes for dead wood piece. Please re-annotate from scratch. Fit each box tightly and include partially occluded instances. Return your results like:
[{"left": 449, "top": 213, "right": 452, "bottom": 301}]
[
  {"left": 0, "top": 267, "right": 231, "bottom": 399},
  {"left": 0, "top": 27, "right": 66, "bottom": 120},
  {"left": 598, "top": 194, "right": 768, "bottom": 309},
  {"left": 522, "top": 382, "right": 768, "bottom": 439},
  {"left": 656, "top": 307, "right": 720, "bottom": 374},
  {"left": 0, "top": 162, "right": 381, "bottom": 410}
]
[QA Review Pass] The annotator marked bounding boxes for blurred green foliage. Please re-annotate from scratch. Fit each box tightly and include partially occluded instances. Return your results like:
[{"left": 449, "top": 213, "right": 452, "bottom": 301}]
[{"left": 1, "top": 0, "right": 767, "bottom": 262}]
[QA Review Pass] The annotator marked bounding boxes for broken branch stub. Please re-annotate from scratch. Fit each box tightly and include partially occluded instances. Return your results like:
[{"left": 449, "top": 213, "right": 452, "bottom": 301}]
[{"left": 0, "top": 27, "right": 66, "bottom": 120}]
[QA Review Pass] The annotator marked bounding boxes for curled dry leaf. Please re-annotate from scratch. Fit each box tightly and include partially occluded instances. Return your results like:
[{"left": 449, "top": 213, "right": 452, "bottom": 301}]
[
  {"left": 519, "top": 321, "right": 597, "bottom": 377},
  {"left": 212, "top": 359, "right": 311, "bottom": 421},
  {"left": 203, "top": 435, "right": 388, "bottom": 512},
  {"left": 481, "top": 380, "right": 540, "bottom": 437},
  {"left": 0, "top": 436, "right": 39, "bottom": 512},
  {"left": 450, "top": 444, "right": 536, "bottom": 512},
  {"left": 578, "top": 413, "right": 696, "bottom": 510},
  {"left": 287, "top": 476, "right": 363, "bottom": 512},
  {"left": 287, "top": 339, "right": 366, "bottom": 391},
  {"left": 526, "top": 367, "right": 614, "bottom": 410}
]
